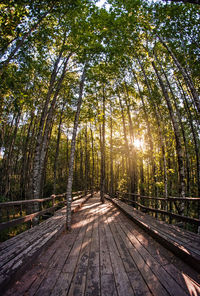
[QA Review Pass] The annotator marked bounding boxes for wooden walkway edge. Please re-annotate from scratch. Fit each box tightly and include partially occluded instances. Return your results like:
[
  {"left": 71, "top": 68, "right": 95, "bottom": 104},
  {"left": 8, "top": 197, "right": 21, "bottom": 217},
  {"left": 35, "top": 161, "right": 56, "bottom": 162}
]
[
  {"left": 0, "top": 193, "right": 92, "bottom": 294},
  {"left": 106, "top": 196, "right": 200, "bottom": 273}
]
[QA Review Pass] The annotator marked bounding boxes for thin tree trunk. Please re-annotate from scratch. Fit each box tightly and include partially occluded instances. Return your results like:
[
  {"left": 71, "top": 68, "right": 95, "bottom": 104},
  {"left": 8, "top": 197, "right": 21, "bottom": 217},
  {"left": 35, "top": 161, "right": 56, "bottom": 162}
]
[
  {"left": 137, "top": 58, "right": 168, "bottom": 199},
  {"left": 132, "top": 70, "right": 158, "bottom": 199},
  {"left": 152, "top": 61, "right": 185, "bottom": 214},
  {"left": 109, "top": 107, "right": 114, "bottom": 197},
  {"left": 154, "top": 53, "right": 191, "bottom": 196},
  {"left": 90, "top": 125, "right": 95, "bottom": 195},
  {"left": 31, "top": 34, "right": 68, "bottom": 199},
  {"left": 66, "top": 130, "right": 69, "bottom": 180},
  {"left": 176, "top": 78, "right": 200, "bottom": 198},
  {"left": 20, "top": 112, "right": 34, "bottom": 199},
  {"left": 33, "top": 53, "right": 72, "bottom": 202},
  {"left": 66, "top": 66, "right": 87, "bottom": 230},
  {"left": 3, "top": 111, "right": 21, "bottom": 199},
  {"left": 100, "top": 87, "right": 106, "bottom": 203},
  {"left": 123, "top": 83, "right": 137, "bottom": 194},
  {"left": 80, "top": 133, "right": 83, "bottom": 190},
  {"left": 84, "top": 123, "right": 88, "bottom": 195},
  {"left": 140, "top": 156, "right": 145, "bottom": 206},
  {"left": 53, "top": 106, "right": 64, "bottom": 194},
  {"left": 119, "top": 96, "right": 132, "bottom": 193},
  {"left": 158, "top": 36, "right": 200, "bottom": 115}
]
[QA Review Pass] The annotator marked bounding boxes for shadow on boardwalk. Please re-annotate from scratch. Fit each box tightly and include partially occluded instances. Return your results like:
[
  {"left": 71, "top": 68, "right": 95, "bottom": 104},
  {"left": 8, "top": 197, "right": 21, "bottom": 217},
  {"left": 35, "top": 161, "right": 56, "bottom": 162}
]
[{"left": 3, "top": 193, "right": 200, "bottom": 296}]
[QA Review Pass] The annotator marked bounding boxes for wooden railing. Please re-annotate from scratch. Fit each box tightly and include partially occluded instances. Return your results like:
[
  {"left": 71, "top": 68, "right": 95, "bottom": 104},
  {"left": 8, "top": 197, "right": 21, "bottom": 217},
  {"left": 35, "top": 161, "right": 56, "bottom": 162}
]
[
  {"left": 115, "top": 191, "right": 200, "bottom": 227},
  {"left": 0, "top": 191, "right": 85, "bottom": 231}
]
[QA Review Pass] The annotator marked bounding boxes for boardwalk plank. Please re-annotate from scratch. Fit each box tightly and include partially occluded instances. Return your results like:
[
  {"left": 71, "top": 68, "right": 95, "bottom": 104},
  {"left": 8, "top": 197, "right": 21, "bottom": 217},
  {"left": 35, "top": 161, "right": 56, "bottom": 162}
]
[
  {"left": 99, "top": 215, "right": 113, "bottom": 275},
  {"left": 116, "top": 208, "right": 200, "bottom": 294},
  {"left": 85, "top": 207, "right": 100, "bottom": 296},
  {"left": 50, "top": 272, "right": 73, "bottom": 296},
  {"left": 101, "top": 274, "right": 118, "bottom": 296},
  {"left": 3, "top": 264, "right": 45, "bottom": 296},
  {"left": 127, "top": 271, "right": 152, "bottom": 296},
  {"left": 104, "top": 209, "right": 134, "bottom": 296},
  {"left": 109, "top": 197, "right": 200, "bottom": 272},
  {"left": 34, "top": 268, "right": 61, "bottom": 296},
  {"left": 117, "top": 213, "right": 186, "bottom": 295},
  {"left": 67, "top": 213, "right": 95, "bottom": 295}
]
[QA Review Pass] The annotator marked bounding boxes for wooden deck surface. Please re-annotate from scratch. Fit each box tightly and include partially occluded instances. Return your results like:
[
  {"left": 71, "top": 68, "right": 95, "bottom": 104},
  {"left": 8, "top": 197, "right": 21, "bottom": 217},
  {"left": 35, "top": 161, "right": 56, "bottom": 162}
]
[
  {"left": 3, "top": 193, "right": 200, "bottom": 296},
  {"left": 107, "top": 197, "right": 200, "bottom": 273}
]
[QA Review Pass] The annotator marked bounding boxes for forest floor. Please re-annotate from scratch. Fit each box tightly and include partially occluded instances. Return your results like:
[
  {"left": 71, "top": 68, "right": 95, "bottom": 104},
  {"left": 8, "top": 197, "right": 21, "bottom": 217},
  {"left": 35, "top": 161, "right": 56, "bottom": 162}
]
[{"left": 3, "top": 193, "right": 200, "bottom": 296}]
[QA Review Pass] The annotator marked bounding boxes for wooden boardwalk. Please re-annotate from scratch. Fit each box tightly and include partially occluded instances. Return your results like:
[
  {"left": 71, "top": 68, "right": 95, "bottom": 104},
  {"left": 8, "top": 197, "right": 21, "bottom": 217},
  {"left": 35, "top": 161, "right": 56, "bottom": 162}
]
[{"left": 2, "top": 193, "right": 200, "bottom": 296}]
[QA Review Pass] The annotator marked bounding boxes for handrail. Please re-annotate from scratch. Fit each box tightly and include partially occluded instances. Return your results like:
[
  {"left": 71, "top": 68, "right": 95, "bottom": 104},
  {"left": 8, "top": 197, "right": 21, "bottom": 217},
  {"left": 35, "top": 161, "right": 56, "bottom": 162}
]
[
  {"left": 0, "top": 206, "right": 57, "bottom": 231},
  {"left": 116, "top": 191, "right": 200, "bottom": 201},
  {"left": 115, "top": 191, "right": 200, "bottom": 228},
  {"left": 0, "top": 191, "right": 83, "bottom": 207},
  {"left": 119, "top": 196, "right": 200, "bottom": 226},
  {"left": 0, "top": 190, "right": 87, "bottom": 232}
]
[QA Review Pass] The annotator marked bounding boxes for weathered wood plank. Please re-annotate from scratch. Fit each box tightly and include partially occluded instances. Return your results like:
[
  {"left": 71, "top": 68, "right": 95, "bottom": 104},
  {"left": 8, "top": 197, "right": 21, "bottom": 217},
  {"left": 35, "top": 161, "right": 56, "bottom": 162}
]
[
  {"left": 101, "top": 274, "right": 118, "bottom": 296},
  {"left": 99, "top": 205, "right": 114, "bottom": 275},
  {"left": 0, "top": 195, "right": 91, "bottom": 294},
  {"left": 50, "top": 272, "right": 73, "bottom": 296},
  {"left": 104, "top": 208, "right": 134, "bottom": 296},
  {"left": 115, "top": 204, "right": 200, "bottom": 296},
  {"left": 67, "top": 212, "right": 95, "bottom": 296},
  {"left": 33, "top": 268, "right": 61, "bottom": 296},
  {"left": 108, "top": 197, "right": 200, "bottom": 273},
  {"left": 85, "top": 205, "right": 101, "bottom": 296}
]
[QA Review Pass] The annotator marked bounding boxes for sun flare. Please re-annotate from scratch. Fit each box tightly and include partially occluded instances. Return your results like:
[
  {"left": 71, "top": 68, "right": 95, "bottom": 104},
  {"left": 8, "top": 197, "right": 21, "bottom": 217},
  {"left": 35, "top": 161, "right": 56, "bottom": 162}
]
[{"left": 134, "top": 138, "right": 144, "bottom": 149}]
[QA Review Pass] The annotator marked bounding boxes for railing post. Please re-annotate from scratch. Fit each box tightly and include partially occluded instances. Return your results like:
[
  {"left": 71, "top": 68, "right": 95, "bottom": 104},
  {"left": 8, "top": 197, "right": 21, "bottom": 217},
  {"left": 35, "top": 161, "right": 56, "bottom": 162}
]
[
  {"left": 7, "top": 209, "right": 9, "bottom": 221},
  {"left": 51, "top": 194, "right": 56, "bottom": 214},
  {"left": 32, "top": 201, "right": 40, "bottom": 226},
  {"left": 13, "top": 206, "right": 15, "bottom": 219},
  {"left": 20, "top": 204, "right": 22, "bottom": 217},
  {"left": 155, "top": 197, "right": 158, "bottom": 219},
  {"left": 169, "top": 198, "right": 172, "bottom": 224},
  {"left": 40, "top": 201, "right": 44, "bottom": 211},
  {"left": 0, "top": 208, "right": 2, "bottom": 223}
]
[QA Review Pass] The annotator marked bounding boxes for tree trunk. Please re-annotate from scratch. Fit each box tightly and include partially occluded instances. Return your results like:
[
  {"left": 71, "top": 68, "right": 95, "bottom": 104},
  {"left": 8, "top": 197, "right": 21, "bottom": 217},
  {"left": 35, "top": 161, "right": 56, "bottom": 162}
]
[
  {"left": 90, "top": 125, "right": 95, "bottom": 195},
  {"left": 32, "top": 53, "right": 72, "bottom": 203},
  {"left": 140, "top": 156, "right": 145, "bottom": 206},
  {"left": 100, "top": 86, "right": 105, "bottom": 203},
  {"left": 3, "top": 111, "right": 21, "bottom": 199},
  {"left": 118, "top": 96, "right": 132, "bottom": 193},
  {"left": 20, "top": 112, "right": 34, "bottom": 199},
  {"left": 158, "top": 36, "right": 200, "bottom": 115},
  {"left": 123, "top": 84, "right": 137, "bottom": 194},
  {"left": 137, "top": 58, "right": 168, "bottom": 199},
  {"left": 152, "top": 61, "right": 185, "bottom": 213},
  {"left": 53, "top": 105, "right": 64, "bottom": 194},
  {"left": 176, "top": 78, "right": 200, "bottom": 197},
  {"left": 100, "top": 87, "right": 106, "bottom": 203},
  {"left": 84, "top": 123, "right": 88, "bottom": 195},
  {"left": 109, "top": 108, "right": 114, "bottom": 197},
  {"left": 66, "top": 66, "right": 87, "bottom": 230},
  {"left": 154, "top": 53, "right": 191, "bottom": 196},
  {"left": 132, "top": 70, "right": 158, "bottom": 198}
]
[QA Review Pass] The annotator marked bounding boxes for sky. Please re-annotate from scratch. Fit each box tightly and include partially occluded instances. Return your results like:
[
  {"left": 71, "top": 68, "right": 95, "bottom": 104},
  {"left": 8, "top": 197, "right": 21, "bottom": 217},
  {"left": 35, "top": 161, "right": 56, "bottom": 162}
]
[{"left": 96, "top": 0, "right": 111, "bottom": 10}]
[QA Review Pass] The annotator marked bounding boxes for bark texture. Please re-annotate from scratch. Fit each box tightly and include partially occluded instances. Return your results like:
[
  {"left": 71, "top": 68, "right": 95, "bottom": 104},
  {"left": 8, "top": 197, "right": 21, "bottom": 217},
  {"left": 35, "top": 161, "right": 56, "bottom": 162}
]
[{"left": 66, "top": 66, "right": 87, "bottom": 230}]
